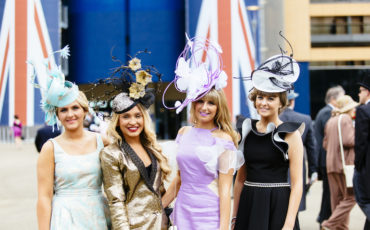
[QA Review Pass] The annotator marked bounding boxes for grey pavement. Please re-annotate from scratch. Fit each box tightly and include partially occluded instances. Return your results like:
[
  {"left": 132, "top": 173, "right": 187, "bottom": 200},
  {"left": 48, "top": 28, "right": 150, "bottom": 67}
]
[{"left": 0, "top": 142, "right": 366, "bottom": 229}]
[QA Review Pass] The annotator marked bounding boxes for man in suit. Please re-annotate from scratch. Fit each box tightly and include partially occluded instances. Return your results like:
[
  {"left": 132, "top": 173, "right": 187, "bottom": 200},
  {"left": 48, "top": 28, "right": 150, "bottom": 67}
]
[
  {"left": 354, "top": 75, "right": 370, "bottom": 229},
  {"left": 34, "top": 123, "right": 61, "bottom": 152},
  {"left": 279, "top": 90, "right": 318, "bottom": 211},
  {"left": 314, "top": 85, "right": 345, "bottom": 226}
]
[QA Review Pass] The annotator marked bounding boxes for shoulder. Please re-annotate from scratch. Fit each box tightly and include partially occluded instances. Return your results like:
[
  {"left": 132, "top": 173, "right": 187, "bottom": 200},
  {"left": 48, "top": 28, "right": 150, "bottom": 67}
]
[
  {"left": 100, "top": 143, "right": 121, "bottom": 159},
  {"left": 40, "top": 139, "right": 54, "bottom": 153},
  {"left": 277, "top": 121, "right": 305, "bottom": 135},
  {"left": 38, "top": 140, "right": 55, "bottom": 165},
  {"left": 285, "top": 130, "right": 302, "bottom": 147},
  {"left": 212, "top": 130, "right": 233, "bottom": 142},
  {"left": 178, "top": 126, "right": 191, "bottom": 135},
  {"left": 316, "top": 105, "right": 330, "bottom": 118},
  {"left": 357, "top": 104, "right": 370, "bottom": 115}
]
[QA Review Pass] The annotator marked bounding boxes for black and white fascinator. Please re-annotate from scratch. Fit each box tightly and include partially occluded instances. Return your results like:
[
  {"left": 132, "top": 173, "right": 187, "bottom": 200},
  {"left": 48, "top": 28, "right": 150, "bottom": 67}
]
[
  {"left": 250, "top": 32, "right": 300, "bottom": 93},
  {"left": 87, "top": 50, "right": 161, "bottom": 114}
]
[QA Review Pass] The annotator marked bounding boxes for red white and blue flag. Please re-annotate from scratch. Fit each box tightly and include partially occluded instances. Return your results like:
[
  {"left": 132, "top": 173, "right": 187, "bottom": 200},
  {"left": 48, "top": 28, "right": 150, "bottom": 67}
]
[
  {"left": 188, "top": 0, "right": 258, "bottom": 119},
  {"left": 0, "top": 0, "right": 58, "bottom": 126}
]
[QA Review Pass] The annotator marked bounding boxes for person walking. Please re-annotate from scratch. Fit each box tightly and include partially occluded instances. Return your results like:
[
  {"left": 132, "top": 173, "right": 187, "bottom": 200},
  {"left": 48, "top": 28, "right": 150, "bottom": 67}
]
[
  {"left": 279, "top": 90, "right": 318, "bottom": 212},
  {"left": 161, "top": 36, "right": 243, "bottom": 230},
  {"left": 354, "top": 75, "right": 370, "bottom": 229},
  {"left": 315, "top": 86, "right": 345, "bottom": 226},
  {"left": 12, "top": 115, "right": 22, "bottom": 147},
  {"left": 233, "top": 51, "right": 304, "bottom": 230},
  {"left": 321, "top": 95, "right": 358, "bottom": 230},
  {"left": 34, "top": 46, "right": 111, "bottom": 230}
]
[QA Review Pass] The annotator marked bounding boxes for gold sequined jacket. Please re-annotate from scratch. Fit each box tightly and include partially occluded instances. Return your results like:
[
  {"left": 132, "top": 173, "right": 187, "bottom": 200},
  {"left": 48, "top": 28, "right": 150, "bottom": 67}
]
[{"left": 100, "top": 141, "right": 167, "bottom": 230}]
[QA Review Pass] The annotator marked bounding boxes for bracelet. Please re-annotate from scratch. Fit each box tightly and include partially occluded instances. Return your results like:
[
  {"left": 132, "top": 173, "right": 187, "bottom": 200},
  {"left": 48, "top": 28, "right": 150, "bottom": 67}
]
[{"left": 231, "top": 217, "right": 237, "bottom": 223}]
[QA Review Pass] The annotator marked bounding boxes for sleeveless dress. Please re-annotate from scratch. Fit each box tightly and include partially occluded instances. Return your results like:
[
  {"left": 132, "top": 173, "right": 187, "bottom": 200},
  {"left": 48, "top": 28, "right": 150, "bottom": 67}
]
[
  {"left": 171, "top": 127, "right": 244, "bottom": 229},
  {"left": 235, "top": 119, "right": 302, "bottom": 230},
  {"left": 50, "top": 134, "right": 111, "bottom": 229}
]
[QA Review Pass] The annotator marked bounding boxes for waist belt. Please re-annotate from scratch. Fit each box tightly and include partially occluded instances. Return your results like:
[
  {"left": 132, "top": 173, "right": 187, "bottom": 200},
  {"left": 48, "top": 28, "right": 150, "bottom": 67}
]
[
  {"left": 244, "top": 180, "right": 290, "bottom": 188},
  {"left": 55, "top": 188, "right": 102, "bottom": 197}
]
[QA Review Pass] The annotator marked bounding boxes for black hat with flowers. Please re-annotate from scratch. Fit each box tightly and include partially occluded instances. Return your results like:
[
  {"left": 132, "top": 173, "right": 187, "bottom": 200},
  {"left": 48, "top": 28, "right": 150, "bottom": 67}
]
[{"left": 88, "top": 50, "right": 162, "bottom": 114}]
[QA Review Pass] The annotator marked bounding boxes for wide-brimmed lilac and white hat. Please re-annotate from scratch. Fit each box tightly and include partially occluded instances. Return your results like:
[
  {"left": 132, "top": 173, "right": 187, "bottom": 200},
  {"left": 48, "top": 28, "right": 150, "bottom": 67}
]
[{"left": 162, "top": 34, "right": 228, "bottom": 114}]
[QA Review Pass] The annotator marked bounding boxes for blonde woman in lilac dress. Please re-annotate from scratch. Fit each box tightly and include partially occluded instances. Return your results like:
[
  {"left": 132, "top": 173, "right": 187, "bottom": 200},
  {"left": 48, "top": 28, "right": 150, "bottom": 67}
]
[{"left": 161, "top": 35, "right": 244, "bottom": 230}]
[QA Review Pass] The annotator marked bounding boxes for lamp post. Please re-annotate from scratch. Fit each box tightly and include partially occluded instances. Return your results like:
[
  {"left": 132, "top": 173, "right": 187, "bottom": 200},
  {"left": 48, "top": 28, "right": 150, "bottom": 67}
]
[{"left": 247, "top": 5, "right": 259, "bottom": 68}]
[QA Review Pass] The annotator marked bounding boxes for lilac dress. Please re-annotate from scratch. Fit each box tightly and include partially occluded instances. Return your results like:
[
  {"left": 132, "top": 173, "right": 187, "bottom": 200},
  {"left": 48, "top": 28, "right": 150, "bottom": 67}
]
[{"left": 171, "top": 127, "right": 244, "bottom": 229}]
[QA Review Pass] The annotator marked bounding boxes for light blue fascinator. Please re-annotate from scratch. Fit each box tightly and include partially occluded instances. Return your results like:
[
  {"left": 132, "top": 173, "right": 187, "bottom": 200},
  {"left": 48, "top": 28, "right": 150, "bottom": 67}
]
[{"left": 28, "top": 45, "right": 79, "bottom": 126}]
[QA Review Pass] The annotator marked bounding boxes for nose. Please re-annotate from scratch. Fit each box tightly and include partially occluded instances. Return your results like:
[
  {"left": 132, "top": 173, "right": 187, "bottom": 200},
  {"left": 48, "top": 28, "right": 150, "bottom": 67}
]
[
  {"left": 200, "top": 102, "right": 208, "bottom": 110},
  {"left": 260, "top": 97, "right": 268, "bottom": 105},
  {"left": 66, "top": 108, "right": 74, "bottom": 117},
  {"left": 128, "top": 117, "right": 137, "bottom": 125}
]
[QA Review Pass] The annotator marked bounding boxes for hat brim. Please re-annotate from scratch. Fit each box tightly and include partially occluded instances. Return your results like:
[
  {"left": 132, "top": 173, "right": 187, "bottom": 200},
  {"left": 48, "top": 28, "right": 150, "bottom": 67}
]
[
  {"left": 357, "top": 82, "right": 370, "bottom": 90},
  {"left": 339, "top": 101, "right": 359, "bottom": 113}
]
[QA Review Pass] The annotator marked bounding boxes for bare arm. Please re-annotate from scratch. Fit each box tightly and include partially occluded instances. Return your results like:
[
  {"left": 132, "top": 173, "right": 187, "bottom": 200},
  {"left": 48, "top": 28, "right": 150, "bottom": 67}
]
[
  {"left": 37, "top": 141, "right": 55, "bottom": 230},
  {"left": 161, "top": 171, "right": 181, "bottom": 208},
  {"left": 283, "top": 131, "right": 303, "bottom": 230},
  {"left": 232, "top": 164, "right": 246, "bottom": 228},
  {"left": 219, "top": 169, "right": 234, "bottom": 230}
]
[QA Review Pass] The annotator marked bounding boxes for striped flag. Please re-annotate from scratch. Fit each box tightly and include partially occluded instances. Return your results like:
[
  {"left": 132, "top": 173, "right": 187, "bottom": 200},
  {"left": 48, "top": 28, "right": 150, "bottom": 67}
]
[
  {"left": 0, "top": 0, "right": 58, "bottom": 126},
  {"left": 188, "top": 0, "right": 258, "bottom": 119}
]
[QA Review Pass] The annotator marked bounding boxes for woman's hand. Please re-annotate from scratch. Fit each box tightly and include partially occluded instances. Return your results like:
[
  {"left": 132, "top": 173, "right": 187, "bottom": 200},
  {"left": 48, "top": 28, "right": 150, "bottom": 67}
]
[{"left": 161, "top": 172, "right": 181, "bottom": 208}]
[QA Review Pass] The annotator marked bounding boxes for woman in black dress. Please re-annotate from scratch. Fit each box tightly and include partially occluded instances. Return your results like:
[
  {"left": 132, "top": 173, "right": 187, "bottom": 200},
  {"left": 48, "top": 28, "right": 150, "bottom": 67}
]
[{"left": 232, "top": 53, "right": 304, "bottom": 230}]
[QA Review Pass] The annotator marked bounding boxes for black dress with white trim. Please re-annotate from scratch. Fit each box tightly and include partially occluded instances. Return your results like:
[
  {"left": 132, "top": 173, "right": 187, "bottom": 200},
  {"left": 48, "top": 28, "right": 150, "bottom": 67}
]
[{"left": 235, "top": 118, "right": 303, "bottom": 230}]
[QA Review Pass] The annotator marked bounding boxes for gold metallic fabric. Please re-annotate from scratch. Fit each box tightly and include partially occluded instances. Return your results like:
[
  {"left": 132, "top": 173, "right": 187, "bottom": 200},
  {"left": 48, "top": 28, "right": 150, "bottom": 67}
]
[{"left": 100, "top": 142, "right": 167, "bottom": 230}]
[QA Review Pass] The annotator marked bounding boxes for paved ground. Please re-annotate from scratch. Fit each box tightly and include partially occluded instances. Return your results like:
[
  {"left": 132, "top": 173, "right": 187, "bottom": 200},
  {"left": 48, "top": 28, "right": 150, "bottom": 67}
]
[{"left": 0, "top": 142, "right": 366, "bottom": 229}]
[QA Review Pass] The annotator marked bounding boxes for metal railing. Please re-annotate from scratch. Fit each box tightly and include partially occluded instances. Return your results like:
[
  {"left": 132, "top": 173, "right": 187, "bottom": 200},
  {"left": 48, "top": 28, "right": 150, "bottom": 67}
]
[{"left": 0, "top": 125, "right": 42, "bottom": 143}]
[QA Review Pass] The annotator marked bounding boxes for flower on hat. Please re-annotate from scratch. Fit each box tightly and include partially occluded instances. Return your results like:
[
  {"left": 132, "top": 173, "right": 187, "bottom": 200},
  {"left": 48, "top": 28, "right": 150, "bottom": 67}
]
[
  {"left": 129, "top": 58, "right": 141, "bottom": 71},
  {"left": 215, "top": 71, "right": 227, "bottom": 90},
  {"left": 135, "top": 70, "right": 152, "bottom": 86},
  {"left": 129, "top": 82, "right": 145, "bottom": 99},
  {"left": 59, "top": 45, "right": 70, "bottom": 59}
]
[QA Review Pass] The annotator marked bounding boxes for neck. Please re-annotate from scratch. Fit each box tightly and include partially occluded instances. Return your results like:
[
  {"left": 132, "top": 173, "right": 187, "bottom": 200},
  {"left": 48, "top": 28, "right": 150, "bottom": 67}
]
[
  {"left": 124, "top": 135, "right": 141, "bottom": 146},
  {"left": 62, "top": 126, "right": 85, "bottom": 140},
  {"left": 259, "top": 114, "right": 281, "bottom": 127},
  {"left": 195, "top": 121, "right": 217, "bottom": 130}
]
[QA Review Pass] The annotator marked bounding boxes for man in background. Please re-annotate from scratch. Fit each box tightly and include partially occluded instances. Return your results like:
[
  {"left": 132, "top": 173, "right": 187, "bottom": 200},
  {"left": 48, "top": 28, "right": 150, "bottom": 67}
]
[
  {"left": 314, "top": 85, "right": 345, "bottom": 226},
  {"left": 34, "top": 123, "right": 61, "bottom": 152},
  {"left": 354, "top": 75, "right": 370, "bottom": 229}
]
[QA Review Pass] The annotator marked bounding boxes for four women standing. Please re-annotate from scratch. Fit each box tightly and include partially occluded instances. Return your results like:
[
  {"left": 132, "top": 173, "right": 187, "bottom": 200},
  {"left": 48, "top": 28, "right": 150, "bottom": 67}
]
[{"left": 35, "top": 39, "right": 308, "bottom": 229}]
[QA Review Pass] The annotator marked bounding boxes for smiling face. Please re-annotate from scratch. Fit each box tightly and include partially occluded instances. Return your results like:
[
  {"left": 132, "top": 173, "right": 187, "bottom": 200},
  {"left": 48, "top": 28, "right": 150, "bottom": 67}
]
[
  {"left": 193, "top": 98, "right": 218, "bottom": 125},
  {"left": 254, "top": 92, "right": 282, "bottom": 118},
  {"left": 57, "top": 100, "right": 86, "bottom": 131},
  {"left": 118, "top": 105, "right": 144, "bottom": 140}
]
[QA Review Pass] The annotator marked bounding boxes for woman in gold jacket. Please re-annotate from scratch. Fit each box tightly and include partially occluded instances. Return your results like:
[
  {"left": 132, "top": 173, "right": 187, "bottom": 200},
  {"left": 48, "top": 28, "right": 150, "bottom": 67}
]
[{"left": 100, "top": 87, "right": 171, "bottom": 228}]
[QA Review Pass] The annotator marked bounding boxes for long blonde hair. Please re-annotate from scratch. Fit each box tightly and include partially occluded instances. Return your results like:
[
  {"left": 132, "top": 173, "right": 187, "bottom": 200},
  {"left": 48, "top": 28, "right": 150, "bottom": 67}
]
[
  {"left": 190, "top": 88, "right": 239, "bottom": 146},
  {"left": 107, "top": 104, "right": 171, "bottom": 179}
]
